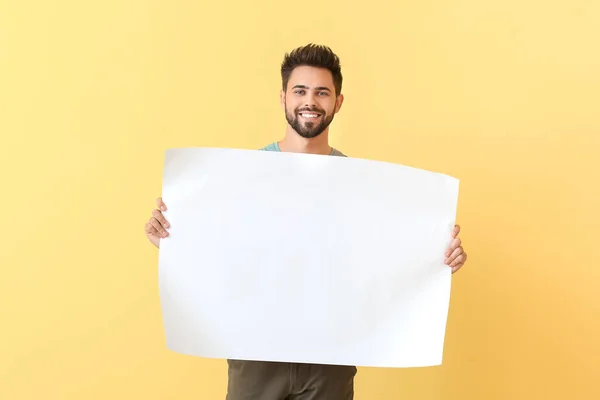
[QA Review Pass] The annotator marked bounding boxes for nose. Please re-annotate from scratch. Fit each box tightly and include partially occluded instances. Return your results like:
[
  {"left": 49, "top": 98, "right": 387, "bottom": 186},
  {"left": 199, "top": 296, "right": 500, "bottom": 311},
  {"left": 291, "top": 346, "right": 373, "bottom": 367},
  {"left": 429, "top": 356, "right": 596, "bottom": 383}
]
[{"left": 304, "top": 92, "right": 318, "bottom": 108}]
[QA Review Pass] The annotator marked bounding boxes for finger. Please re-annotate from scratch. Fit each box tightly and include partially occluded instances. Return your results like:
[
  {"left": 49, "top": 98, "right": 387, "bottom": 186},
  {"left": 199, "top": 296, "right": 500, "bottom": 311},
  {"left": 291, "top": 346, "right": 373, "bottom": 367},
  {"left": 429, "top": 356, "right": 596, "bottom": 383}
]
[
  {"left": 152, "top": 209, "right": 170, "bottom": 229},
  {"left": 452, "top": 224, "right": 460, "bottom": 238},
  {"left": 145, "top": 222, "right": 159, "bottom": 237},
  {"left": 452, "top": 264, "right": 463, "bottom": 274},
  {"left": 450, "top": 253, "right": 467, "bottom": 269},
  {"left": 451, "top": 253, "right": 467, "bottom": 273},
  {"left": 445, "top": 246, "right": 464, "bottom": 264},
  {"left": 150, "top": 217, "right": 169, "bottom": 237},
  {"left": 445, "top": 237, "right": 462, "bottom": 257},
  {"left": 156, "top": 197, "right": 167, "bottom": 212}
]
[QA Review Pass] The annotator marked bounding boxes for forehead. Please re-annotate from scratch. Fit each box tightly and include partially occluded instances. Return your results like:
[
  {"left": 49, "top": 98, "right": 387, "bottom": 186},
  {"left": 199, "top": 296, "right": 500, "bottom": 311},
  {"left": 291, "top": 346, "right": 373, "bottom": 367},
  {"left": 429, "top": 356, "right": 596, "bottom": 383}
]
[{"left": 287, "top": 66, "right": 334, "bottom": 90}]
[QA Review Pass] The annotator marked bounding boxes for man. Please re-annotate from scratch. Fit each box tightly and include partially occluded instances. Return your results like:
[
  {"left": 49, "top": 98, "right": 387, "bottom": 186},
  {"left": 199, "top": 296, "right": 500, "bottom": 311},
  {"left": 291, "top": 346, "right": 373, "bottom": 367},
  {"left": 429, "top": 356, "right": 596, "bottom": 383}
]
[{"left": 144, "top": 44, "right": 468, "bottom": 400}]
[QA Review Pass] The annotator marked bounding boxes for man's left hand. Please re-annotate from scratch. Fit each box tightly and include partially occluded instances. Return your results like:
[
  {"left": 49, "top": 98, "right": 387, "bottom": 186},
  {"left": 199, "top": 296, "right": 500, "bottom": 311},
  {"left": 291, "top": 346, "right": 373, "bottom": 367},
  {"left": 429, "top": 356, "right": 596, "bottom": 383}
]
[{"left": 445, "top": 224, "right": 467, "bottom": 273}]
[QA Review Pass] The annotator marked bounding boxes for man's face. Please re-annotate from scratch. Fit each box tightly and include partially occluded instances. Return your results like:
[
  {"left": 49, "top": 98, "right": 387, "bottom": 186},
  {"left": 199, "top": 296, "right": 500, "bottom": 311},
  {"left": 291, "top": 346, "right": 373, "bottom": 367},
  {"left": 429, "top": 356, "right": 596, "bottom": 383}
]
[{"left": 281, "top": 66, "right": 344, "bottom": 139}]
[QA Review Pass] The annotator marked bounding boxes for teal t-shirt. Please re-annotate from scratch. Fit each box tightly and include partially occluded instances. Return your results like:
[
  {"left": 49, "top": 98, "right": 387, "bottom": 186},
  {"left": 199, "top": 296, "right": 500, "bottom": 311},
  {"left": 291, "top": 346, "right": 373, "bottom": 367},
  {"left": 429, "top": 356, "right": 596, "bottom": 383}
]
[{"left": 260, "top": 142, "right": 346, "bottom": 157}]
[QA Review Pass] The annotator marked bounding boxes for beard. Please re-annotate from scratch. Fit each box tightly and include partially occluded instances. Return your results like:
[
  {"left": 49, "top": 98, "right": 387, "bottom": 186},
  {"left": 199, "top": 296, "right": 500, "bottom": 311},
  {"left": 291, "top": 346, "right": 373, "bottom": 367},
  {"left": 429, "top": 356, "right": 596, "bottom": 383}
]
[{"left": 285, "top": 104, "right": 335, "bottom": 139}]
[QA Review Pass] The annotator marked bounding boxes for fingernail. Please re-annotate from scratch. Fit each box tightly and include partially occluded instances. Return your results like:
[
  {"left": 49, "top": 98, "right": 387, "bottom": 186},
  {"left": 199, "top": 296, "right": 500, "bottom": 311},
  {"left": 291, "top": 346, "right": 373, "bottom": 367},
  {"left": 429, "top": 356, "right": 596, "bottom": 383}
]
[
  {"left": 161, "top": 206, "right": 166, "bottom": 211},
  {"left": 164, "top": 223, "right": 169, "bottom": 228}
]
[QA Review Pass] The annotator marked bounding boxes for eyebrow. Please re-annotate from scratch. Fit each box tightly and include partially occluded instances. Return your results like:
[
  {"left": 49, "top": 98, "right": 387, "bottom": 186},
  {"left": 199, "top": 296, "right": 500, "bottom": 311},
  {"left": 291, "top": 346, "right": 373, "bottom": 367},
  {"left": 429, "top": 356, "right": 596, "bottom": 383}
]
[{"left": 292, "top": 85, "right": 331, "bottom": 92}]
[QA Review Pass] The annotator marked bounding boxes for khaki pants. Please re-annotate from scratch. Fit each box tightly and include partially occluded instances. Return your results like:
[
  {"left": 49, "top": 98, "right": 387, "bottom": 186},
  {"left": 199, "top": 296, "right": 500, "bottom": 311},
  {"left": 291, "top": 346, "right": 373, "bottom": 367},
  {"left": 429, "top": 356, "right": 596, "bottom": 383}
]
[{"left": 226, "top": 360, "right": 357, "bottom": 400}]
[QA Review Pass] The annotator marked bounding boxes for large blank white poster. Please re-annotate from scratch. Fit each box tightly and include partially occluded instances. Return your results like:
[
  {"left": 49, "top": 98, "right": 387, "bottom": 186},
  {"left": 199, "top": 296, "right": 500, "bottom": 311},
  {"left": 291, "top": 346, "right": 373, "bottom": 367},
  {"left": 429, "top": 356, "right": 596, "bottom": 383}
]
[{"left": 158, "top": 147, "right": 459, "bottom": 368}]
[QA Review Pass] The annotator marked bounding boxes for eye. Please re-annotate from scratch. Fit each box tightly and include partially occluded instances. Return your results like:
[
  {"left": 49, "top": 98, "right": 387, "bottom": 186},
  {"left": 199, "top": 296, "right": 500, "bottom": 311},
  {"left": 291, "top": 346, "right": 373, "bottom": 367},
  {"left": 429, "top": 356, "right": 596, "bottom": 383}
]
[
  {"left": 295, "top": 90, "right": 305, "bottom": 95},
  {"left": 319, "top": 91, "right": 329, "bottom": 96}
]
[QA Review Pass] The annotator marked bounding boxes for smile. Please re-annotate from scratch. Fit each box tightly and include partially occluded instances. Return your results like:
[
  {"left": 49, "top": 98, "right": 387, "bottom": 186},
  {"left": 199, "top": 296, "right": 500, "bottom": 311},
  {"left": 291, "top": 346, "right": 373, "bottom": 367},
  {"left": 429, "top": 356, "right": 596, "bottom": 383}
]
[{"left": 299, "top": 113, "right": 321, "bottom": 119}]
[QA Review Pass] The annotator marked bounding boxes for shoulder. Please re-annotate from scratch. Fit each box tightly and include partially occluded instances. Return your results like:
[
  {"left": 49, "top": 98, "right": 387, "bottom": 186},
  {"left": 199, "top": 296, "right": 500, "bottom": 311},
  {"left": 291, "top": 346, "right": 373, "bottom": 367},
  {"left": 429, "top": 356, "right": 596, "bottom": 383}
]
[
  {"left": 331, "top": 148, "right": 347, "bottom": 157},
  {"left": 259, "top": 142, "right": 280, "bottom": 152}
]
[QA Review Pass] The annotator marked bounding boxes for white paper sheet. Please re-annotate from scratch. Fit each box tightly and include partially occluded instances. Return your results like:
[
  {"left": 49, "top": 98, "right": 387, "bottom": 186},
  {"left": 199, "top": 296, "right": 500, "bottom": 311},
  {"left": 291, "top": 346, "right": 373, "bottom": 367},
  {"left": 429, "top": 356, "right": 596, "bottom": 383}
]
[{"left": 158, "top": 147, "right": 459, "bottom": 368}]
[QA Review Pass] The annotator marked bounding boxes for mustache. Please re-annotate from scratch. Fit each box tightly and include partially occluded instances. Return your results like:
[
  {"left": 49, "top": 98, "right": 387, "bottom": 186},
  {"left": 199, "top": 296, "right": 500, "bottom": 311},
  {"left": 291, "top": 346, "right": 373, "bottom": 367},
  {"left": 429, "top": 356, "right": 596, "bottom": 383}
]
[{"left": 296, "top": 107, "right": 324, "bottom": 114}]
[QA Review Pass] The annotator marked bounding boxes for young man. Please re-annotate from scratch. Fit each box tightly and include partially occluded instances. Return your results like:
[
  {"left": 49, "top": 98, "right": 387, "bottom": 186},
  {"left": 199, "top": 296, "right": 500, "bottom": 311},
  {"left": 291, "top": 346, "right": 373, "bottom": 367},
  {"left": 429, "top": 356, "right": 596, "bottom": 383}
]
[{"left": 144, "top": 44, "right": 468, "bottom": 400}]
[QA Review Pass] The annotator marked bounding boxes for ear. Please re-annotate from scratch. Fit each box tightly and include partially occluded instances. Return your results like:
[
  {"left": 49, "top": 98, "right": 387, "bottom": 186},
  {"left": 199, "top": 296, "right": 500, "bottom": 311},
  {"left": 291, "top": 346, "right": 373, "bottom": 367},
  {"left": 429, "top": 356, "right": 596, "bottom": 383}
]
[
  {"left": 280, "top": 89, "right": 286, "bottom": 110},
  {"left": 334, "top": 93, "right": 344, "bottom": 114}
]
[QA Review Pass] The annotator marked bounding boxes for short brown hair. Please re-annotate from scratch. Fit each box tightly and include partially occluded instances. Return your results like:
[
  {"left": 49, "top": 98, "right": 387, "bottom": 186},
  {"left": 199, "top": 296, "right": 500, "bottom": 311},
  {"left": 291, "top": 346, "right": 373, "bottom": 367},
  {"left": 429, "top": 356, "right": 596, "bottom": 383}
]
[{"left": 281, "top": 44, "right": 343, "bottom": 96}]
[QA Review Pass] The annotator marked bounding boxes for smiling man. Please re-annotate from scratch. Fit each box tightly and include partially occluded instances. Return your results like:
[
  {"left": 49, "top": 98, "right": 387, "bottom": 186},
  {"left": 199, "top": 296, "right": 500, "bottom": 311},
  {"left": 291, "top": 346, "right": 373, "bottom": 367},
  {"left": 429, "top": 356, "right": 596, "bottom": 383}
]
[
  {"left": 144, "top": 44, "right": 468, "bottom": 400},
  {"left": 261, "top": 44, "right": 346, "bottom": 156}
]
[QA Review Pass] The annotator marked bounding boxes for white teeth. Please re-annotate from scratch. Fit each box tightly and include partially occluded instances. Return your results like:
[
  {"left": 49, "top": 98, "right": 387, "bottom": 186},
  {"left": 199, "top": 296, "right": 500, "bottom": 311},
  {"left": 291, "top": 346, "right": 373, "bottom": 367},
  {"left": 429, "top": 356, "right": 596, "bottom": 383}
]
[{"left": 301, "top": 113, "right": 319, "bottom": 118}]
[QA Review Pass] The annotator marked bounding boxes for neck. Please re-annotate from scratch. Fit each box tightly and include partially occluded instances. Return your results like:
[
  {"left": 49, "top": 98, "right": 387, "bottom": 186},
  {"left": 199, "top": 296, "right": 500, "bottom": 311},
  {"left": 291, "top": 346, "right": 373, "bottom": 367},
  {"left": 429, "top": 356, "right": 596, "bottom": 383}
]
[{"left": 278, "top": 126, "right": 332, "bottom": 155}]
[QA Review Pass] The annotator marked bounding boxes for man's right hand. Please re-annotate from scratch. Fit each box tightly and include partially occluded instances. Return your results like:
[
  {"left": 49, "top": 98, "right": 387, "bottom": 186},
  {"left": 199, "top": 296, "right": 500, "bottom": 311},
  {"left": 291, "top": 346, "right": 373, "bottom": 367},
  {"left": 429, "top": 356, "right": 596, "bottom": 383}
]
[{"left": 145, "top": 197, "right": 170, "bottom": 248}]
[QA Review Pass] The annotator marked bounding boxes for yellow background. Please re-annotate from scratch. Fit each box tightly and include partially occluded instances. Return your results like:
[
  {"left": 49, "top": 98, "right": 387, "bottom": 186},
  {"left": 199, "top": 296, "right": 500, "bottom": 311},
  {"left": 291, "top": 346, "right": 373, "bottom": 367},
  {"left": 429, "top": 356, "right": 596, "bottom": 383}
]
[{"left": 1, "top": 0, "right": 599, "bottom": 399}]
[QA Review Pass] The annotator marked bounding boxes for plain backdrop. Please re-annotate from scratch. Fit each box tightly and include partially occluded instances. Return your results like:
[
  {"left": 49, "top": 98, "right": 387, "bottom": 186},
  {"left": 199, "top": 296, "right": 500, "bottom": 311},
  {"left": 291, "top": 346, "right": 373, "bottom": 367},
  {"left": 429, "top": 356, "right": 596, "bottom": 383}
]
[{"left": 1, "top": 0, "right": 598, "bottom": 399}]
